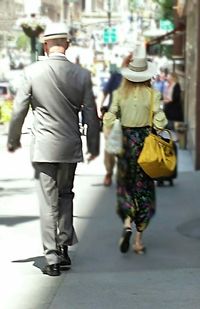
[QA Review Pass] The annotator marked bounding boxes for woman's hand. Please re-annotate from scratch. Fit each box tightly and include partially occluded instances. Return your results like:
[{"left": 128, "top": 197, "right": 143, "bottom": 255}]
[{"left": 121, "top": 53, "right": 133, "bottom": 68}]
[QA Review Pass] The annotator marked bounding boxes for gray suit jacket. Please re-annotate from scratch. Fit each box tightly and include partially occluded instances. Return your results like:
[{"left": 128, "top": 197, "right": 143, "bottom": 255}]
[{"left": 8, "top": 55, "right": 100, "bottom": 162}]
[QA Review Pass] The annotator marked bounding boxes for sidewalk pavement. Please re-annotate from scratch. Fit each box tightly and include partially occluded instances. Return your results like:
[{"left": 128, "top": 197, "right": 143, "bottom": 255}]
[{"left": 0, "top": 130, "right": 200, "bottom": 309}]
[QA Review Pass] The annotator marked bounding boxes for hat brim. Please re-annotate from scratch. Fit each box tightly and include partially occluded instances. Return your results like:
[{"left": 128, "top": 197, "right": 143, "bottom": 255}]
[
  {"left": 121, "top": 61, "right": 157, "bottom": 82},
  {"left": 40, "top": 34, "right": 69, "bottom": 43}
]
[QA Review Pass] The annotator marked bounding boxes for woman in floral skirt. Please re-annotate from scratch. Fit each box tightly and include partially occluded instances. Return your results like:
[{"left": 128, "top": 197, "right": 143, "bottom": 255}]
[{"left": 103, "top": 45, "right": 167, "bottom": 254}]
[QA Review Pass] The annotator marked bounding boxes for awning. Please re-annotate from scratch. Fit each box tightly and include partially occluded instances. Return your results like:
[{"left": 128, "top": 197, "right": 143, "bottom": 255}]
[{"left": 146, "top": 23, "right": 185, "bottom": 48}]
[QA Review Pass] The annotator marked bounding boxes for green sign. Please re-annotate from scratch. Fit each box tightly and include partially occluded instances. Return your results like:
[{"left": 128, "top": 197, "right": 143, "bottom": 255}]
[
  {"left": 160, "top": 19, "right": 174, "bottom": 31},
  {"left": 103, "top": 27, "right": 118, "bottom": 44}
]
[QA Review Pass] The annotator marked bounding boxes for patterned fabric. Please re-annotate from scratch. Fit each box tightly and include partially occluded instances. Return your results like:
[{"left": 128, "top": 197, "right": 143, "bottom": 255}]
[{"left": 116, "top": 127, "right": 156, "bottom": 232}]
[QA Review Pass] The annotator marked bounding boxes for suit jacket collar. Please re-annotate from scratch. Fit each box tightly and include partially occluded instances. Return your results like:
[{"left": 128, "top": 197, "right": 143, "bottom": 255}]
[{"left": 49, "top": 52, "right": 66, "bottom": 58}]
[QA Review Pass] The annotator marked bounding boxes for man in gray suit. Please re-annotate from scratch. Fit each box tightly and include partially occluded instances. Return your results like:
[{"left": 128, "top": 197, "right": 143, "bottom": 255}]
[{"left": 7, "top": 23, "right": 100, "bottom": 276}]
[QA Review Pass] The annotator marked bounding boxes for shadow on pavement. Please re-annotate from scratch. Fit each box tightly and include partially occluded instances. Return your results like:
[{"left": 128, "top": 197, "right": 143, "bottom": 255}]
[
  {"left": 0, "top": 186, "right": 34, "bottom": 197},
  {"left": 0, "top": 215, "right": 39, "bottom": 226},
  {"left": 74, "top": 215, "right": 95, "bottom": 219},
  {"left": 177, "top": 218, "right": 200, "bottom": 240},
  {"left": 0, "top": 178, "right": 34, "bottom": 182},
  {"left": 12, "top": 256, "right": 45, "bottom": 270},
  {"left": 12, "top": 255, "right": 72, "bottom": 273}
]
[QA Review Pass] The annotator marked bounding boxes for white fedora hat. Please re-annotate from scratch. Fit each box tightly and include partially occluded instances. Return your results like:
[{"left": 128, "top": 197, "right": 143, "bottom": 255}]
[
  {"left": 121, "top": 44, "right": 157, "bottom": 82},
  {"left": 41, "top": 22, "right": 69, "bottom": 42}
]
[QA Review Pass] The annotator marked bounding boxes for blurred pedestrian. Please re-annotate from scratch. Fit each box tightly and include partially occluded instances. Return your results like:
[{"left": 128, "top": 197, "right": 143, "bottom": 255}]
[
  {"left": 0, "top": 52, "right": 10, "bottom": 79},
  {"left": 100, "top": 53, "right": 132, "bottom": 186},
  {"left": 7, "top": 23, "right": 100, "bottom": 276},
  {"left": 152, "top": 74, "right": 165, "bottom": 99},
  {"left": 103, "top": 45, "right": 167, "bottom": 254},
  {"left": 100, "top": 67, "right": 122, "bottom": 186},
  {"left": 163, "top": 72, "right": 183, "bottom": 130}
]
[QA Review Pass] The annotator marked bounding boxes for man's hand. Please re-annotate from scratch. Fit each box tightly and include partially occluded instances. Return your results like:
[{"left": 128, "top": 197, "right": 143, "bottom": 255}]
[
  {"left": 99, "top": 106, "right": 108, "bottom": 119},
  {"left": 86, "top": 154, "right": 98, "bottom": 163},
  {"left": 7, "top": 143, "right": 21, "bottom": 153}
]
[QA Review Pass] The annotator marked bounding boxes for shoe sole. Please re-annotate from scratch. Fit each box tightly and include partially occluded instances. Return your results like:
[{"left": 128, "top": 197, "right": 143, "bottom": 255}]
[
  {"left": 42, "top": 270, "right": 60, "bottom": 276},
  {"left": 119, "top": 230, "right": 132, "bottom": 253},
  {"left": 60, "top": 262, "right": 71, "bottom": 269}
]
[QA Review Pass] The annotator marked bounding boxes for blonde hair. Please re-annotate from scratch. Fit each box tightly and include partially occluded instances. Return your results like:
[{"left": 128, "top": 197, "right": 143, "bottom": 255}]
[
  {"left": 118, "top": 78, "right": 151, "bottom": 98},
  {"left": 169, "top": 72, "right": 179, "bottom": 83}
]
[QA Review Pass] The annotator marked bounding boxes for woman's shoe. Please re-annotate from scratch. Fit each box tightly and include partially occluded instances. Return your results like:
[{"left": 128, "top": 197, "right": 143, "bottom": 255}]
[
  {"left": 103, "top": 173, "right": 112, "bottom": 186},
  {"left": 157, "top": 180, "right": 164, "bottom": 187},
  {"left": 119, "top": 227, "right": 132, "bottom": 253}
]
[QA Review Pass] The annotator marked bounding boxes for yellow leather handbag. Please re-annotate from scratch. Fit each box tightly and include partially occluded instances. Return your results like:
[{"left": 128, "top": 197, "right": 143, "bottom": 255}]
[{"left": 138, "top": 92, "right": 176, "bottom": 179}]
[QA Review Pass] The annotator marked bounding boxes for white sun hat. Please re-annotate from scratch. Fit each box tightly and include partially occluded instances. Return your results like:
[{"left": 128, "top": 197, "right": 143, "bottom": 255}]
[
  {"left": 41, "top": 22, "right": 70, "bottom": 42},
  {"left": 121, "top": 44, "right": 157, "bottom": 82}
]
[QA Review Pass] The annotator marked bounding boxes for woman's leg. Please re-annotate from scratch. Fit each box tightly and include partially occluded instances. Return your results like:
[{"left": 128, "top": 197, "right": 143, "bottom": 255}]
[
  {"left": 116, "top": 128, "right": 155, "bottom": 253},
  {"left": 103, "top": 150, "right": 115, "bottom": 186},
  {"left": 117, "top": 155, "right": 134, "bottom": 253},
  {"left": 119, "top": 216, "right": 132, "bottom": 253},
  {"left": 133, "top": 231, "right": 146, "bottom": 254}
]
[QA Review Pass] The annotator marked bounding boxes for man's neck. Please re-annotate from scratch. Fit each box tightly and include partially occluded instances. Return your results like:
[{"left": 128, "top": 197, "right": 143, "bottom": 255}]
[{"left": 48, "top": 46, "right": 65, "bottom": 55}]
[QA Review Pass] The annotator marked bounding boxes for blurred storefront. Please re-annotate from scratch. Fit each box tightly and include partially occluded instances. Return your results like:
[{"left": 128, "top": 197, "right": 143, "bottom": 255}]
[
  {"left": 81, "top": 0, "right": 127, "bottom": 25},
  {"left": 0, "top": 0, "right": 22, "bottom": 48},
  {"left": 147, "top": 0, "right": 200, "bottom": 170},
  {"left": 185, "top": 0, "right": 200, "bottom": 169},
  {"left": 40, "top": 0, "right": 61, "bottom": 21},
  {"left": 168, "top": 0, "right": 200, "bottom": 170}
]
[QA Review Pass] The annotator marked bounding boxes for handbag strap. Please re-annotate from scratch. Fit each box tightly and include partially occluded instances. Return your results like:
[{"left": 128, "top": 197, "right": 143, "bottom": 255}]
[
  {"left": 149, "top": 90, "right": 154, "bottom": 128},
  {"left": 116, "top": 100, "right": 121, "bottom": 120}
]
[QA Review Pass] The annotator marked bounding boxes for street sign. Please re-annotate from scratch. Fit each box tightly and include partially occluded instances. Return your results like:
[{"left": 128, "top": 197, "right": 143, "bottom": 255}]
[
  {"left": 103, "top": 27, "right": 118, "bottom": 44},
  {"left": 160, "top": 19, "right": 174, "bottom": 31}
]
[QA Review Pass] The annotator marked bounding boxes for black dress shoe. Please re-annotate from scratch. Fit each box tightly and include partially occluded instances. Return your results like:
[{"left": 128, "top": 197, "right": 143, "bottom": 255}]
[
  {"left": 59, "top": 246, "right": 71, "bottom": 268},
  {"left": 42, "top": 263, "right": 60, "bottom": 276}
]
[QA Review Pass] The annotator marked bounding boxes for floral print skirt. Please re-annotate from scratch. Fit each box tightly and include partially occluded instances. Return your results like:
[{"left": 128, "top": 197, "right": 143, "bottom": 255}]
[{"left": 117, "top": 127, "right": 156, "bottom": 232}]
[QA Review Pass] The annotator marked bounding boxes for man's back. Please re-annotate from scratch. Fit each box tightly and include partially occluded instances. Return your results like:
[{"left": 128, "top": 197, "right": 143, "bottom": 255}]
[{"left": 8, "top": 55, "right": 99, "bottom": 162}]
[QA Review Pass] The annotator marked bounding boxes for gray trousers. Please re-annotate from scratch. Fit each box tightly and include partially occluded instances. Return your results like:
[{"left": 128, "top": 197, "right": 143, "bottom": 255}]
[{"left": 34, "top": 162, "right": 78, "bottom": 265}]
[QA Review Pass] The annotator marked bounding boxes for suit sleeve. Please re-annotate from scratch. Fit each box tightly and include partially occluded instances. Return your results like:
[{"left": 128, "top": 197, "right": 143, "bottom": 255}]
[
  {"left": 7, "top": 70, "right": 31, "bottom": 149},
  {"left": 152, "top": 90, "right": 161, "bottom": 112},
  {"left": 82, "top": 71, "right": 100, "bottom": 156}
]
